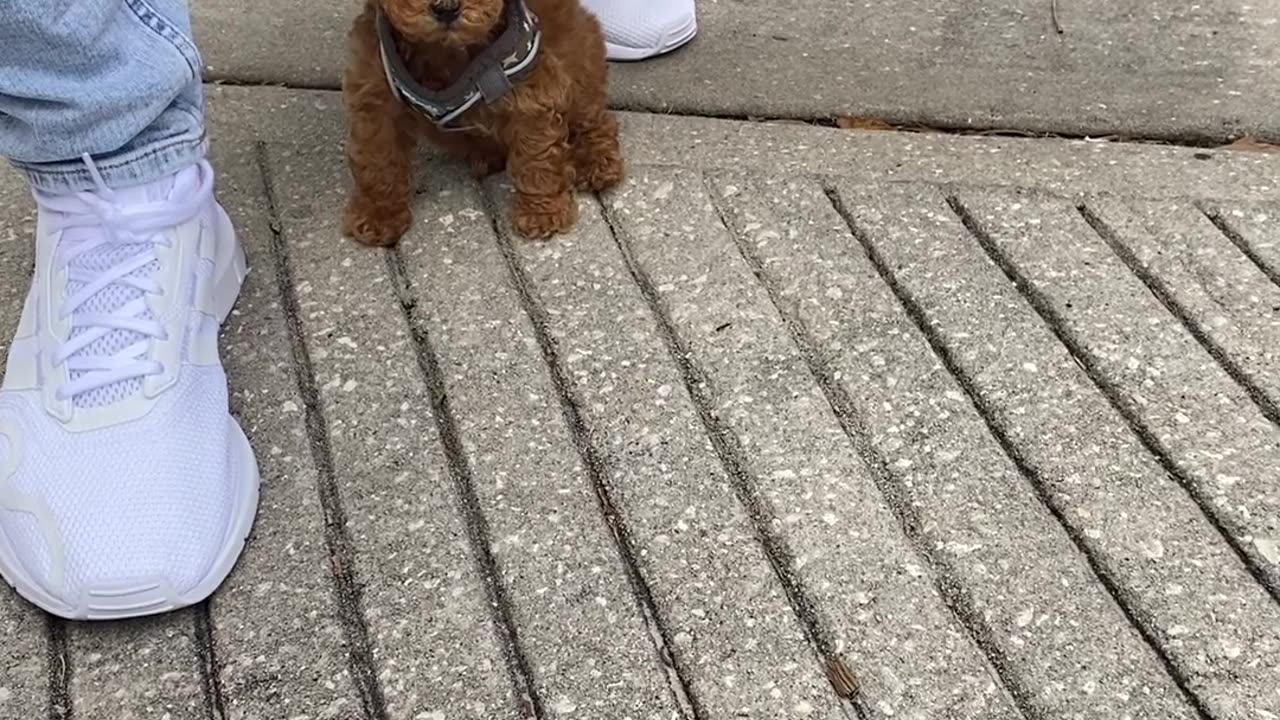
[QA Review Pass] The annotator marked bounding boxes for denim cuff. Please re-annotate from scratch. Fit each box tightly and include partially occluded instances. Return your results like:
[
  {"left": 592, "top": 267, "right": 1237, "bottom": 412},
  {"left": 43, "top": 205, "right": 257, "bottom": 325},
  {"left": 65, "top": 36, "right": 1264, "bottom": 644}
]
[{"left": 8, "top": 131, "right": 208, "bottom": 194}]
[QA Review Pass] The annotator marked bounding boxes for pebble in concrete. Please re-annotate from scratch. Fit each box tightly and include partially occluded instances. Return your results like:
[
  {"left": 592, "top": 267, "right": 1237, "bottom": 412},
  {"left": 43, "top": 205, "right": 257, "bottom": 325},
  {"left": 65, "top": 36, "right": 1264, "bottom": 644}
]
[
  {"left": 954, "top": 188, "right": 1280, "bottom": 594},
  {"left": 0, "top": 169, "right": 48, "bottom": 720},
  {"left": 498, "top": 181, "right": 840, "bottom": 718},
  {"left": 602, "top": 167, "right": 1021, "bottom": 720},
  {"left": 395, "top": 167, "right": 680, "bottom": 719},
  {"left": 1082, "top": 197, "right": 1280, "bottom": 413},
  {"left": 709, "top": 171, "right": 1198, "bottom": 720},
  {"left": 865, "top": 183, "right": 1280, "bottom": 717},
  {"left": 206, "top": 144, "right": 357, "bottom": 718},
  {"left": 68, "top": 612, "right": 203, "bottom": 719},
  {"left": 264, "top": 146, "right": 515, "bottom": 719}
]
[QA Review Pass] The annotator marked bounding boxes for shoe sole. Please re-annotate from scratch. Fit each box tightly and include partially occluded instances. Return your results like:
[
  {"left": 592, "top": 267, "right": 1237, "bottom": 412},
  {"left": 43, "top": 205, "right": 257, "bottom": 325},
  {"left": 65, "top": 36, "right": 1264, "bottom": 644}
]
[
  {"left": 605, "top": 14, "right": 697, "bottom": 61},
  {"left": 0, "top": 205, "right": 261, "bottom": 621}
]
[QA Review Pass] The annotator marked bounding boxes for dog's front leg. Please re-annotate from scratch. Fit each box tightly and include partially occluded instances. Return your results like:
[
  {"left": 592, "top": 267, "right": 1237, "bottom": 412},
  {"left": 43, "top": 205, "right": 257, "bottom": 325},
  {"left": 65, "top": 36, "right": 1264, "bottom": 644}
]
[
  {"left": 341, "top": 14, "right": 417, "bottom": 246},
  {"left": 503, "top": 105, "right": 577, "bottom": 240},
  {"left": 342, "top": 99, "right": 417, "bottom": 246}
]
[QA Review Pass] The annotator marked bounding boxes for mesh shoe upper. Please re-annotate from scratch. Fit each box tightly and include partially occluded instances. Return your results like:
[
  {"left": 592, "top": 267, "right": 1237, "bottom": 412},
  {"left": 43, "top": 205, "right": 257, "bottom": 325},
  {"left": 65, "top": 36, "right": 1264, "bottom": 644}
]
[
  {"left": 0, "top": 368, "right": 234, "bottom": 601},
  {"left": 579, "top": 0, "right": 696, "bottom": 53},
  {"left": 63, "top": 243, "right": 162, "bottom": 409}
]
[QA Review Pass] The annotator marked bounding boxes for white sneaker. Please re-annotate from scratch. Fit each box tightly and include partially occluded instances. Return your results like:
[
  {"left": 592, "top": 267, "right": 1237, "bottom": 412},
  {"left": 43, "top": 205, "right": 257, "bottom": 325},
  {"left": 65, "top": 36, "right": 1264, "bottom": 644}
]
[
  {"left": 581, "top": 0, "right": 697, "bottom": 61},
  {"left": 0, "top": 158, "right": 259, "bottom": 621}
]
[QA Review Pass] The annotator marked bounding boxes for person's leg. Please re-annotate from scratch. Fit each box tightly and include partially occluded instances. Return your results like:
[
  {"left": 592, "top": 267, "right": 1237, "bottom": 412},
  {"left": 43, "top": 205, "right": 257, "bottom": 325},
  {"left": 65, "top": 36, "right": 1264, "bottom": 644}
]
[
  {"left": 0, "top": 0, "right": 207, "bottom": 191},
  {"left": 580, "top": 0, "right": 697, "bottom": 61},
  {"left": 0, "top": 0, "right": 259, "bottom": 621}
]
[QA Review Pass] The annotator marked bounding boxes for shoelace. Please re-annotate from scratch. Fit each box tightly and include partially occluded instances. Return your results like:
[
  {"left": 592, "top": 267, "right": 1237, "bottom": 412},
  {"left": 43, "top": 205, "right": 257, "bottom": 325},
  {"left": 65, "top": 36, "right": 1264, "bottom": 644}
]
[{"left": 37, "top": 157, "right": 214, "bottom": 403}]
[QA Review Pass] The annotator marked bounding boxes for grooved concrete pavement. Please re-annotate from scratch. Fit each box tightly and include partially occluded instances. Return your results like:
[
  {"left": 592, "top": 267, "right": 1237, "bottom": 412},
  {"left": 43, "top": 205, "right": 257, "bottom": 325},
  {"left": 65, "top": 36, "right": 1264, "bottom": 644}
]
[{"left": 2, "top": 85, "right": 1280, "bottom": 718}]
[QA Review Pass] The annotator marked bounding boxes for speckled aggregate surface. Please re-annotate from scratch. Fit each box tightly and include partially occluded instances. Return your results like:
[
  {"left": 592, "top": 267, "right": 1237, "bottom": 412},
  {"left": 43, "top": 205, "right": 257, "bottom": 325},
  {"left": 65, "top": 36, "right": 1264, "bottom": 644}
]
[{"left": 2, "top": 87, "right": 1279, "bottom": 719}]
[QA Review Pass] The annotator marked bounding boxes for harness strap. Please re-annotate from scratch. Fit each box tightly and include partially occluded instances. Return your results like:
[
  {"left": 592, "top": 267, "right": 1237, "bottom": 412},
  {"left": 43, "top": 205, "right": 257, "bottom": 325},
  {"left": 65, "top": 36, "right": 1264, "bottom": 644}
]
[{"left": 377, "top": 0, "right": 542, "bottom": 127}]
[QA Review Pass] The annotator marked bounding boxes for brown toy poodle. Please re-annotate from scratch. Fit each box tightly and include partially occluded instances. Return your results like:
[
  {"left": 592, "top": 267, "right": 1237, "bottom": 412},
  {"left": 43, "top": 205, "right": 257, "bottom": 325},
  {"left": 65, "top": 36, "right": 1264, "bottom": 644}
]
[{"left": 341, "top": 0, "right": 624, "bottom": 244}]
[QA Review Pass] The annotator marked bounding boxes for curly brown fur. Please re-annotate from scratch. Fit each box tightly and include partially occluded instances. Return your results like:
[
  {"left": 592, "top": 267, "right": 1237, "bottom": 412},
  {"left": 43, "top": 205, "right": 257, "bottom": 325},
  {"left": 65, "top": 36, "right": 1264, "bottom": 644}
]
[{"left": 342, "top": 0, "right": 623, "bottom": 245}]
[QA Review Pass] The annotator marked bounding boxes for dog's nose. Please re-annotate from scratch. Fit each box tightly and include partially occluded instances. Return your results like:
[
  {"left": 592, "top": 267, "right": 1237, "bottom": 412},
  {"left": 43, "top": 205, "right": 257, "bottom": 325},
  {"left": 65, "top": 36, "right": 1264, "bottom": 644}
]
[{"left": 431, "top": 3, "right": 460, "bottom": 22}]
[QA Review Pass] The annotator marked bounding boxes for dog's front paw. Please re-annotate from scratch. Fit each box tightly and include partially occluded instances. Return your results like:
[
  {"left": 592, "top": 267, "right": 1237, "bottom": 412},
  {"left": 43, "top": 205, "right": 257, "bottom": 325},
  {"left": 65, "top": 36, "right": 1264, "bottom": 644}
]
[
  {"left": 574, "top": 150, "right": 624, "bottom": 192},
  {"left": 512, "top": 193, "right": 578, "bottom": 239},
  {"left": 343, "top": 196, "right": 412, "bottom": 247}
]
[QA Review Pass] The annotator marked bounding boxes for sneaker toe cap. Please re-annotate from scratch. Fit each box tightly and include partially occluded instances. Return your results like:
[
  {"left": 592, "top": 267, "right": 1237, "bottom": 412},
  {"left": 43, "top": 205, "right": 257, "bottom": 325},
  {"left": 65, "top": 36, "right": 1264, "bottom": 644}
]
[
  {"left": 0, "top": 401, "right": 239, "bottom": 617},
  {"left": 0, "top": 476, "right": 233, "bottom": 616},
  {"left": 588, "top": 0, "right": 696, "bottom": 51}
]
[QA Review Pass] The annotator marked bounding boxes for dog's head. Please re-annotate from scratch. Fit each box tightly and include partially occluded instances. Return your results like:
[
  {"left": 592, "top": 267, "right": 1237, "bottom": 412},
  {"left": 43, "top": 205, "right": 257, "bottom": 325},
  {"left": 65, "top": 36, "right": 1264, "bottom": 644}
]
[{"left": 379, "top": 0, "right": 505, "bottom": 46}]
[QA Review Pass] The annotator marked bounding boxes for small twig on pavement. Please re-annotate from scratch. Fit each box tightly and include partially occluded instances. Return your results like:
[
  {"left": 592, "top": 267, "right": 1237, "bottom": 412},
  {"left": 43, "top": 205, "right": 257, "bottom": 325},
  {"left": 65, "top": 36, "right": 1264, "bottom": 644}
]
[{"left": 1051, "top": 0, "right": 1064, "bottom": 33}]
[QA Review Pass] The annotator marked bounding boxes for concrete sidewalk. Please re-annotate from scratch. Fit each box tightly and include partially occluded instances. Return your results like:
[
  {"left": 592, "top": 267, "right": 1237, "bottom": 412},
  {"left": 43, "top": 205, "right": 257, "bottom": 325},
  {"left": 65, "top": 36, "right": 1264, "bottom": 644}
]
[
  {"left": 2, "top": 85, "right": 1280, "bottom": 719},
  {"left": 191, "top": 0, "right": 1280, "bottom": 142}
]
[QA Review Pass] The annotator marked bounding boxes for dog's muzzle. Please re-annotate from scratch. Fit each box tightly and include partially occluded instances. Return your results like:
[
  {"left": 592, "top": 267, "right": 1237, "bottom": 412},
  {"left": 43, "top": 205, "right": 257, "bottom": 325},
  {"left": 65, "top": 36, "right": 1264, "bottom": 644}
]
[{"left": 377, "top": 0, "right": 542, "bottom": 128}]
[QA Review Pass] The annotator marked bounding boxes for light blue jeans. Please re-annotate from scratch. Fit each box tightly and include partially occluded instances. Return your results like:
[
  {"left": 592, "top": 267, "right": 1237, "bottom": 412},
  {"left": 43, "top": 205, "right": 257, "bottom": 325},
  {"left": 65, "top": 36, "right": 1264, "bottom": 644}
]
[{"left": 0, "top": 0, "right": 205, "bottom": 193}]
